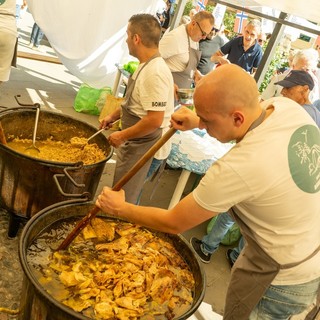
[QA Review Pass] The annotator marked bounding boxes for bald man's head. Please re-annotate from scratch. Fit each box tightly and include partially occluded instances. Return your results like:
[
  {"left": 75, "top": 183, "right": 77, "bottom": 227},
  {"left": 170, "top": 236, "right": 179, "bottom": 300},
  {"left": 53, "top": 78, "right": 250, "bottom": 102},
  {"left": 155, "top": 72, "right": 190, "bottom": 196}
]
[
  {"left": 193, "top": 64, "right": 262, "bottom": 142},
  {"left": 194, "top": 64, "right": 260, "bottom": 115}
]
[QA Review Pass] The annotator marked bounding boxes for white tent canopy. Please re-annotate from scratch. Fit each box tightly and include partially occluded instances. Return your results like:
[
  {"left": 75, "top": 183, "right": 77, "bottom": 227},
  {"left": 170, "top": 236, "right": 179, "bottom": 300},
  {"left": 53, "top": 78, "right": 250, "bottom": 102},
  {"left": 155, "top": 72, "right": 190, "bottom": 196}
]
[
  {"left": 220, "top": 0, "right": 320, "bottom": 25},
  {"left": 27, "top": 0, "right": 320, "bottom": 89},
  {"left": 27, "top": 0, "right": 164, "bottom": 88}
]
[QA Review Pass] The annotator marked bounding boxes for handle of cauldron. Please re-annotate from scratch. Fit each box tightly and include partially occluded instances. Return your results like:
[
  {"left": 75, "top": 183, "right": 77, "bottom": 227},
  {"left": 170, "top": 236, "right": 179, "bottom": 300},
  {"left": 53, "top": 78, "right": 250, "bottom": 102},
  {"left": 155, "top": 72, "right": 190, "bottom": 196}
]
[{"left": 57, "top": 127, "right": 177, "bottom": 251}]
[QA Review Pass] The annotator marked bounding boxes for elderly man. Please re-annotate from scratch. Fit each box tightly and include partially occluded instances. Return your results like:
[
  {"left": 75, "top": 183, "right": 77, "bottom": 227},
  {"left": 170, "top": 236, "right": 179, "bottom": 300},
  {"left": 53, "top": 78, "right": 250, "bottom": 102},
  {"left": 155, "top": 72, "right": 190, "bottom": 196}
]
[
  {"left": 261, "top": 48, "right": 319, "bottom": 102},
  {"left": 275, "top": 69, "right": 320, "bottom": 127},
  {"left": 159, "top": 10, "right": 215, "bottom": 90},
  {"left": 97, "top": 64, "right": 320, "bottom": 319},
  {"left": 100, "top": 14, "right": 174, "bottom": 204},
  {"left": 210, "top": 19, "right": 263, "bottom": 74}
]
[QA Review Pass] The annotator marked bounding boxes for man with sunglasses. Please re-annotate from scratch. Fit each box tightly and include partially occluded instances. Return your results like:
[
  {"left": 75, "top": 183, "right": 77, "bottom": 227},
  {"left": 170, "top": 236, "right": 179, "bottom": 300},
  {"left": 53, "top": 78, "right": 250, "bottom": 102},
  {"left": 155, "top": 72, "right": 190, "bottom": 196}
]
[
  {"left": 159, "top": 11, "right": 214, "bottom": 91},
  {"left": 210, "top": 19, "right": 263, "bottom": 75}
]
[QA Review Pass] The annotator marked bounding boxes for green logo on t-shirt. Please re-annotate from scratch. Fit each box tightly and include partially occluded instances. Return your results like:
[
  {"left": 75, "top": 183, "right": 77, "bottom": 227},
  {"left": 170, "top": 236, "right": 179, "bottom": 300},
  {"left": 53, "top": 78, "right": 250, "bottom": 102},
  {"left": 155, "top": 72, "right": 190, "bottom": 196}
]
[
  {"left": 288, "top": 125, "right": 320, "bottom": 193},
  {"left": 0, "top": 0, "right": 6, "bottom": 5}
]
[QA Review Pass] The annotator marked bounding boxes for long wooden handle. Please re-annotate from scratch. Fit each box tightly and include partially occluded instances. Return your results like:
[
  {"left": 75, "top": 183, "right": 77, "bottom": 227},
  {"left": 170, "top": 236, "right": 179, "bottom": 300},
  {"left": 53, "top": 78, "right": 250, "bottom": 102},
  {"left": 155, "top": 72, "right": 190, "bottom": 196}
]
[
  {"left": 57, "top": 127, "right": 177, "bottom": 250},
  {"left": 0, "top": 122, "right": 7, "bottom": 145}
]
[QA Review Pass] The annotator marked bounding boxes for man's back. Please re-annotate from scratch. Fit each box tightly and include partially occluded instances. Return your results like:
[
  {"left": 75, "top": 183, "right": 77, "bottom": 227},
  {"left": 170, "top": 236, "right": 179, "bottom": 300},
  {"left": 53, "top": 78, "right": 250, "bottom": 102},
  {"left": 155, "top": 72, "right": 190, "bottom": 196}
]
[{"left": 198, "top": 35, "right": 226, "bottom": 75}]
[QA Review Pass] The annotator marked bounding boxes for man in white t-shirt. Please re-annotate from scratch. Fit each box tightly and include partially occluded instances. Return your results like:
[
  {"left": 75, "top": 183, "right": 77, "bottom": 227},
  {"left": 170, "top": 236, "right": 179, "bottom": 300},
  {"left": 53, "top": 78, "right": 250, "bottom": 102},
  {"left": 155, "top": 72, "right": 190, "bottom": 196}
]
[
  {"left": 159, "top": 11, "right": 214, "bottom": 90},
  {"left": 97, "top": 64, "right": 320, "bottom": 319},
  {"left": 100, "top": 14, "right": 174, "bottom": 204}
]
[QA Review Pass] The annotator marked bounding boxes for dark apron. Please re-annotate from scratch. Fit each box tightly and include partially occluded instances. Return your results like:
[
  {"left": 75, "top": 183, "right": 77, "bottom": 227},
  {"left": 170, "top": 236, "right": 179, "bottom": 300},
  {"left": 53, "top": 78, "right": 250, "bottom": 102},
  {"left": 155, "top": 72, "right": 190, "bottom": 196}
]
[
  {"left": 223, "top": 109, "right": 320, "bottom": 319},
  {"left": 171, "top": 26, "right": 201, "bottom": 89},
  {"left": 113, "top": 54, "right": 162, "bottom": 204}
]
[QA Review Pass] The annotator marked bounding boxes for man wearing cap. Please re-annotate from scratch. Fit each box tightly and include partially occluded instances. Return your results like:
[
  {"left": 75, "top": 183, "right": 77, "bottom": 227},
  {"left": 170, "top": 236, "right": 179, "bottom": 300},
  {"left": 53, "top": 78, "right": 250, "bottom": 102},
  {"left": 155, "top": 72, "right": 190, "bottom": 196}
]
[
  {"left": 275, "top": 70, "right": 320, "bottom": 127},
  {"left": 261, "top": 48, "right": 319, "bottom": 102}
]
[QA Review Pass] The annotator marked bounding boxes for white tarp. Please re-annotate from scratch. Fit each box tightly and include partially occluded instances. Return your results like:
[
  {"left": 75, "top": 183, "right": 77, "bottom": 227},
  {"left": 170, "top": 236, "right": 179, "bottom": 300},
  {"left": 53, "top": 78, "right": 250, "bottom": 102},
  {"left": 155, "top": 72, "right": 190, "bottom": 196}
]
[
  {"left": 27, "top": 0, "right": 320, "bottom": 89},
  {"left": 220, "top": 0, "right": 320, "bottom": 24},
  {"left": 254, "top": 0, "right": 320, "bottom": 24},
  {"left": 253, "top": 6, "right": 320, "bottom": 39},
  {"left": 27, "top": 0, "right": 164, "bottom": 88}
]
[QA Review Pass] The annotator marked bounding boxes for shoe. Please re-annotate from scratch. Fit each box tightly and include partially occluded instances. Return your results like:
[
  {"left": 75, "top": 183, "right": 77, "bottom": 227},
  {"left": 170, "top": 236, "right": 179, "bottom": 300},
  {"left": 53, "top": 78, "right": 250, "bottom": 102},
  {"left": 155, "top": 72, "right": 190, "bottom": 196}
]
[
  {"left": 190, "top": 237, "right": 211, "bottom": 264},
  {"left": 32, "top": 46, "right": 44, "bottom": 52},
  {"left": 226, "top": 249, "right": 234, "bottom": 268},
  {"left": 28, "top": 42, "right": 34, "bottom": 48}
]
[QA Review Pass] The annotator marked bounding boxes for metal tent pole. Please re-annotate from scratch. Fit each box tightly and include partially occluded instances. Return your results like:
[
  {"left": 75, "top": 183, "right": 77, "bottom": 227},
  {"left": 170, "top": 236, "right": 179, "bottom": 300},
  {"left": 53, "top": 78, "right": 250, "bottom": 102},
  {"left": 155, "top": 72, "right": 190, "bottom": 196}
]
[{"left": 254, "top": 12, "right": 288, "bottom": 86}]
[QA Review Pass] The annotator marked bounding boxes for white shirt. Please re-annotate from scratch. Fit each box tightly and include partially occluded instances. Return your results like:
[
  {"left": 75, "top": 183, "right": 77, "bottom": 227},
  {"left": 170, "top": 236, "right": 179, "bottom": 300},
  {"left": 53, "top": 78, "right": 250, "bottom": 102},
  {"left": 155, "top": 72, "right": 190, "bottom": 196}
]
[
  {"left": 193, "top": 97, "right": 320, "bottom": 285},
  {"left": 130, "top": 57, "right": 174, "bottom": 159},
  {"left": 159, "top": 24, "right": 199, "bottom": 73}
]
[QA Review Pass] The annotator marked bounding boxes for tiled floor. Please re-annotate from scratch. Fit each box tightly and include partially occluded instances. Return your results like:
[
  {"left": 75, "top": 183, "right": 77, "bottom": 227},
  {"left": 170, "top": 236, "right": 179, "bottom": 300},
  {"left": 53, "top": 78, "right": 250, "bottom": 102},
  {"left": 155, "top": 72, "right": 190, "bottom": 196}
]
[{"left": 0, "top": 9, "right": 317, "bottom": 320}]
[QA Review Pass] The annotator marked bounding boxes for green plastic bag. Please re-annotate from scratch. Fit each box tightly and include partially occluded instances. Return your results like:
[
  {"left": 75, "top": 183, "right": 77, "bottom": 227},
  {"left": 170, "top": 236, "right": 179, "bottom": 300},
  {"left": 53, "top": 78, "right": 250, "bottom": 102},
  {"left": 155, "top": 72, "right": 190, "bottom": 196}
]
[
  {"left": 123, "top": 61, "right": 139, "bottom": 75},
  {"left": 74, "top": 84, "right": 112, "bottom": 115},
  {"left": 207, "top": 216, "right": 241, "bottom": 246}
]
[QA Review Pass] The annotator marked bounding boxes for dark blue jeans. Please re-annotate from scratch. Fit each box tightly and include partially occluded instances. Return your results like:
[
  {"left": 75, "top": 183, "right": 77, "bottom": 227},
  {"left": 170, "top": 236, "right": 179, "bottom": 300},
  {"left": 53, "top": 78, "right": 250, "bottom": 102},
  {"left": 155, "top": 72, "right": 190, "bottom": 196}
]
[
  {"left": 202, "top": 212, "right": 235, "bottom": 254},
  {"left": 30, "top": 23, "right": 44, "bottom": 47}
]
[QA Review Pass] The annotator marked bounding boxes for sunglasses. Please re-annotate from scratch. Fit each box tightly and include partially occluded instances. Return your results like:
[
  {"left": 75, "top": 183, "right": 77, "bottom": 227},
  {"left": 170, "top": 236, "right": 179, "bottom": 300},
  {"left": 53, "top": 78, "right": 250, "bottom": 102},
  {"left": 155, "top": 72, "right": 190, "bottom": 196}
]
[
  {"left": 212, "top": 27, "right": 220, "bottom": 32},
  {"left": 195, "top": 21, "right": 207, "bottom": 37},
  {"left": 258, "top": 39, "right": 265, "bottom": 43}
]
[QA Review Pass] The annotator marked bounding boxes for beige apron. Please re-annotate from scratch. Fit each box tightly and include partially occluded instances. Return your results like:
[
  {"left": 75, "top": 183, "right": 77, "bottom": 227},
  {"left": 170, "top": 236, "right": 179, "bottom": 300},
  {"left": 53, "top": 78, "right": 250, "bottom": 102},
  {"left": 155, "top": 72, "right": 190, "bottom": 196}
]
[
  {"left": 225, "top": 209, "right": 320, "bottom": 320},
  {"left": 113, "top": 54, "right": 162, "bottom": 204},
  {"left": 171, "top": 26, "right": 201, "bottom": 89},
  {"left": 223, "top": 110, "right": 320, "bottom": 319}
]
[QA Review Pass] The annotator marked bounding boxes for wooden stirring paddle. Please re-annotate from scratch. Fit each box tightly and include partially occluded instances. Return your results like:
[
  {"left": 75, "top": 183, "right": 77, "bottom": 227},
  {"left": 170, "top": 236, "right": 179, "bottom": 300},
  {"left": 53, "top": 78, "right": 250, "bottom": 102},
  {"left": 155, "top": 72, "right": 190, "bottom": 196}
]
[
  {"left": 57, "top": 127, "right": 177, "bottom": 251},
  {"left": 0, "top": 122, "right": 7, "bottom": 145}
]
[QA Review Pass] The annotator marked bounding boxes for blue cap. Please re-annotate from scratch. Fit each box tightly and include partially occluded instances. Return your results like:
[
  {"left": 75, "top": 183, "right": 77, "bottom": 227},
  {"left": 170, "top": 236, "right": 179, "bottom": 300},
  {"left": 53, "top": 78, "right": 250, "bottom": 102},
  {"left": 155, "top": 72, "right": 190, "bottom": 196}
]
[{"left": 275, "top": 70, "right": 314, "bottom": 90}]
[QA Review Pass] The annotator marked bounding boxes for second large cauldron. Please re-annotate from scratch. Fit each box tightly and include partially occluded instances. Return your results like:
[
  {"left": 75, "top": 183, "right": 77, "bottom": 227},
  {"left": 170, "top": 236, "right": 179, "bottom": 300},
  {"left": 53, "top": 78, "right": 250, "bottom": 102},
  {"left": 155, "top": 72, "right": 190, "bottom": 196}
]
[
  {"left": 0, "top": 106, "right": 113, "bottom": 236},
  {"left": 19, "top": 201, "right": 206, "bottom": 320}
]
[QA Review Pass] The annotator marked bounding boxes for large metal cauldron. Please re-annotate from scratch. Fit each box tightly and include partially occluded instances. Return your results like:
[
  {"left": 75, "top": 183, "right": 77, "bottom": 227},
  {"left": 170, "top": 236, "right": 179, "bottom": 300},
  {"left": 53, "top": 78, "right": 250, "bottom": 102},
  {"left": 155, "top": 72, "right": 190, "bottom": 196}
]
[
  {"left": 19, "top": 201, "right": 206, "bottom": 320},
  {"left": 0, "top": 106, "right": 113, "bottom": 237}
]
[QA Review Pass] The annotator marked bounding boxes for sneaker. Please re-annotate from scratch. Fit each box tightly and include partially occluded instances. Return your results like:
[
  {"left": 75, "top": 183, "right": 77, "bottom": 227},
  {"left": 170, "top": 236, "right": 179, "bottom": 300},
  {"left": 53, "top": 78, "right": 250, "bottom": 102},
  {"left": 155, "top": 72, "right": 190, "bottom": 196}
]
[
  {"left": 226, "top": 249, "right": 234, "bottom": 268},
  {"left": 28, "top": 42, "right": 34, "bottom": 48},
  {"left": 32, "top": 46, "right": 44, "bottom": 52},
  {"left": 190, "top": 237, "right": 212, "bottom": 264}
]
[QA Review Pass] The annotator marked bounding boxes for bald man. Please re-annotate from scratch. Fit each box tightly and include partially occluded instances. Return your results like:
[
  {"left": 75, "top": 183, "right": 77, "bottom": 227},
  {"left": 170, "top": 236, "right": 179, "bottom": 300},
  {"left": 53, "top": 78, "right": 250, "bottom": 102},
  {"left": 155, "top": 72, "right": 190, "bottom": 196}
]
[{"left": 96, "top": 65, "right": 320, "bottom": 319}]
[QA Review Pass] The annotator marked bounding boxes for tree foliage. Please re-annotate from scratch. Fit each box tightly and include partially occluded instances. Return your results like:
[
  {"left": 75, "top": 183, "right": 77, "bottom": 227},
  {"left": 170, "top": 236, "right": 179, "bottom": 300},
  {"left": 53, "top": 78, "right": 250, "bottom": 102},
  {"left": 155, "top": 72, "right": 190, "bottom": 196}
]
[
  {"left": 183, "top": 0, "right": 195, "bottom": 15},
  {"left": 259, "top": 46, "right": 289, "bottom": 93}
]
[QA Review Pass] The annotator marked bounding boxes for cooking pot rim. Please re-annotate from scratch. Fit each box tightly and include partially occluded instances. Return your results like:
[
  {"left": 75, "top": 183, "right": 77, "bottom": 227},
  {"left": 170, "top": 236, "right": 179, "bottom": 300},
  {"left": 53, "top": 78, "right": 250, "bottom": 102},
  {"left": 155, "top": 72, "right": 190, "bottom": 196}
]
[
  {"left": 19, "top": 201, "right": 206, "bottom": 319},
  {"left": 0, "top": 143, "right": 112, "bottom": 167},
  {"left": 0, "top": 108, "right": 113, "bottom": 166}
]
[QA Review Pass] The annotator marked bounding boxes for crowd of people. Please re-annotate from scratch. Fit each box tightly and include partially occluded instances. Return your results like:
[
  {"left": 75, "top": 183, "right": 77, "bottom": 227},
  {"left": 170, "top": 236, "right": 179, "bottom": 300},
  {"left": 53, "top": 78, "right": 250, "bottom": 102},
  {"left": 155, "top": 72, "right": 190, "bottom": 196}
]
[{"left": 1, "top": 4, "right": 320, "bottom": 319}]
